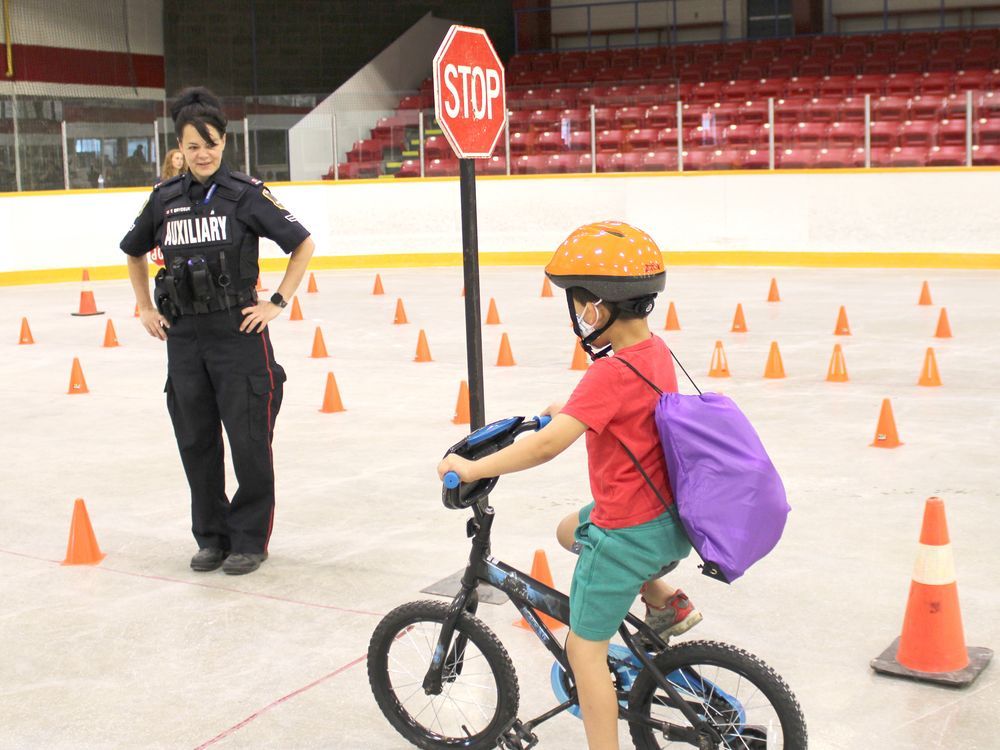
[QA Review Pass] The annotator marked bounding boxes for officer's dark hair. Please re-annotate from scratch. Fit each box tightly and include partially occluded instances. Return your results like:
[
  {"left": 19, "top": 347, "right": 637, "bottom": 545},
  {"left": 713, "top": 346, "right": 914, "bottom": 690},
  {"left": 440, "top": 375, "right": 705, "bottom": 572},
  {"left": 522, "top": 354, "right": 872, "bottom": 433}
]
[
  {"left": 171, "top": 87, "right": 227, "bottom": 147},
  {"left": 570, "top": 286, "right": 654, "bottom": 321}
]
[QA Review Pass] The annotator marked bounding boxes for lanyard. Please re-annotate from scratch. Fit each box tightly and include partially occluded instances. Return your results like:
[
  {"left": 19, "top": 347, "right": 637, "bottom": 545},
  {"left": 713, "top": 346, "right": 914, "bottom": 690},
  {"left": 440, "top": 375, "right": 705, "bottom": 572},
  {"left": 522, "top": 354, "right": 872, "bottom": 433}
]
[{"left": 202, "top": 183, "right": 217, "bottom": 205}]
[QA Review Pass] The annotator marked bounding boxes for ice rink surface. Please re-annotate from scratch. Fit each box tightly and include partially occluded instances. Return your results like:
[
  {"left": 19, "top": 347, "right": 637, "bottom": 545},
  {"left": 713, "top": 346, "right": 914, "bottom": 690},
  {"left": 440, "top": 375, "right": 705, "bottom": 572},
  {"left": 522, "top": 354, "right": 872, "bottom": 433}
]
[{"left": 1, "top": 265, "right": 997, "bottom": 749}]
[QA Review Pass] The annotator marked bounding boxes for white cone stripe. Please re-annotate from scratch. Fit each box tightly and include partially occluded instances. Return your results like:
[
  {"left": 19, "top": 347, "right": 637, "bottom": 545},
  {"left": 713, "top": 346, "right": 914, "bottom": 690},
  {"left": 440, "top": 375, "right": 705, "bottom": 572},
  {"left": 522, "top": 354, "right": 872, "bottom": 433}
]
[{"left": 912, "top": 543, "right": 956, "bottom": 586}]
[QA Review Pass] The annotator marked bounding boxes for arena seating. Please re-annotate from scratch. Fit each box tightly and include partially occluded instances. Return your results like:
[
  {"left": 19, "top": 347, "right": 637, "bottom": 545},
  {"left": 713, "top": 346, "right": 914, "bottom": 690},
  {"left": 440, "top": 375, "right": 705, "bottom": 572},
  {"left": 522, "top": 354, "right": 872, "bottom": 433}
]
[{"left": 330, "top": 28, "right": 1000, "bottom": 177}]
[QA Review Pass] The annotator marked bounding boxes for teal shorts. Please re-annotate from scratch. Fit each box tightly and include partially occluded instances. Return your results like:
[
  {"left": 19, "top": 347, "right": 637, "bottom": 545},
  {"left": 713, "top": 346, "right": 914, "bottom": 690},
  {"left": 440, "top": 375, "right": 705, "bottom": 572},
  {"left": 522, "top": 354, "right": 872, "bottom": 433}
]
[{"left": 569, "top": 502, "right": 692, "bottom": 641}]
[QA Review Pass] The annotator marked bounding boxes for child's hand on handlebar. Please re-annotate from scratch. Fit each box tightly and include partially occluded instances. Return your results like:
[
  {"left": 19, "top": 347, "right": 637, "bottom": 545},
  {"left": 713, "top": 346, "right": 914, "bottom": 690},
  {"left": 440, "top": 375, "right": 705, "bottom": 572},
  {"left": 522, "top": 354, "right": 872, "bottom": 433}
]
[
  {"left": 437, "top": 454, "right": 480, "bottom": 483},
  {"left": 541, "top": 402, "right": 565, "bottom": 418}
]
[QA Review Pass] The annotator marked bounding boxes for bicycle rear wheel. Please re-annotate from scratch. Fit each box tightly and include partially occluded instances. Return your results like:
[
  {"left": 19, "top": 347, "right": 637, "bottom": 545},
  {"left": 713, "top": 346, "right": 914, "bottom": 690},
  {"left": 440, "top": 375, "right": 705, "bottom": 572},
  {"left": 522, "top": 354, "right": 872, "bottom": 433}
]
[
  {"left": 367, "top": 600, "right": 519, "bottom": 749},
  {"left": 627, "top": 640, "right": 807, "bottom": 749}
]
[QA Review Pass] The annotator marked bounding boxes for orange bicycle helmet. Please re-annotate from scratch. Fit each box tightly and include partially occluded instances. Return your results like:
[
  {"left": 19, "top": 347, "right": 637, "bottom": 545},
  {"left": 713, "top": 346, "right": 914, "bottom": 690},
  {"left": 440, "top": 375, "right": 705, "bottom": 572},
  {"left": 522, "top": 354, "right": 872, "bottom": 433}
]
[{"left": 545, "top": 221, "right": 666, "bottom": 359}]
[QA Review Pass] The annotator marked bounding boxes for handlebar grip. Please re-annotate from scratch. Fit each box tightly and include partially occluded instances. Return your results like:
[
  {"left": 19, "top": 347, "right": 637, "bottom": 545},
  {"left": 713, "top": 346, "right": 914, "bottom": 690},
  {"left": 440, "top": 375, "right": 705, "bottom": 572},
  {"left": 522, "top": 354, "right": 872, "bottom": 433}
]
[
  {"left": 443, "top": 471, "right": 461, "bottom": 489},
  {"left": 536, "top": 414, "right": 552, "bottom": 429}
]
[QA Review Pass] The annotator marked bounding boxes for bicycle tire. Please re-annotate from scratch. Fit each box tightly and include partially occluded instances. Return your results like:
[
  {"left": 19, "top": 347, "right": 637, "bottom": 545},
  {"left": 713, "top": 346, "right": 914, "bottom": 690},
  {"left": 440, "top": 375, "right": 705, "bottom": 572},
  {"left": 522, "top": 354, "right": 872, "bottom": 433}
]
[
  {"left": 368, "top": 600, "right": 520, "bottom": 750},
  {"left": 627, "top": 640, "right": 807, "bottom": 750}
]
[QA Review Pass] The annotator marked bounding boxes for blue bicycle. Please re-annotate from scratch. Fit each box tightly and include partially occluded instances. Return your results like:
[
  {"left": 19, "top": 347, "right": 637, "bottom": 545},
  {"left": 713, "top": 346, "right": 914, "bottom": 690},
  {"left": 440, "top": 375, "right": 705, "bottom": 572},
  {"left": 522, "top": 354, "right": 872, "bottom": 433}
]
[{"left": 368, "top": 416, "right": 807, "bottom": 749}]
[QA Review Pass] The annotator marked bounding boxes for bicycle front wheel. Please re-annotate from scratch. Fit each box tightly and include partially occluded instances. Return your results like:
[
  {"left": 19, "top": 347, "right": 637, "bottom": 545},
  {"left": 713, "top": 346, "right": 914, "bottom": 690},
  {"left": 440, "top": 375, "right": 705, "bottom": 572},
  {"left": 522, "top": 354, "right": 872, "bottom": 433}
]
[
  {"left": 628, "top": 640, "right": 807, "bottom": 749},
  {"left": 367, "top": 600, "right": 520, "bottom": 750}
]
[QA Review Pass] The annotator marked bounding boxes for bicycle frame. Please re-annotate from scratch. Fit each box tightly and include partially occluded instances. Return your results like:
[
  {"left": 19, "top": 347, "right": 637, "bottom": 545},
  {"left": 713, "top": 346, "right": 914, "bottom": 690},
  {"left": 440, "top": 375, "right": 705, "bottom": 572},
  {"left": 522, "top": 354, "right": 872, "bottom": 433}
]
[{"left": 421, "top": 500, "right": 724, "bottom": 746}]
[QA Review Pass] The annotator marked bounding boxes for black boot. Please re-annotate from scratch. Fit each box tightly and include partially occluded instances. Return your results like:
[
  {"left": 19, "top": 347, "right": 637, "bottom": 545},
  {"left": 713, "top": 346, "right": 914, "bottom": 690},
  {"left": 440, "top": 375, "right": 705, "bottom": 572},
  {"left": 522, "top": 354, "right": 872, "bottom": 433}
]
[
  {"left": 190, "top": 548, "right": 228, "bottom": 572},
  {"left": 222, "top": 552, "right": 268, "bottom": 575}
]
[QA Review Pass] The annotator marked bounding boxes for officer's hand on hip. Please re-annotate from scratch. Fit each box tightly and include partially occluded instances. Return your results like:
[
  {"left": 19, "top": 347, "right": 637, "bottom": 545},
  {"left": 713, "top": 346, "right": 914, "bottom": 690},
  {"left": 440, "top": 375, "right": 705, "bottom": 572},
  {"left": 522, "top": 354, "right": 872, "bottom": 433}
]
[
  {"left": 240, "top": 301, "right": 283, "bottom": 333},
  {"left": 138, "top": 306, "right": 170, "bottom": 341}
]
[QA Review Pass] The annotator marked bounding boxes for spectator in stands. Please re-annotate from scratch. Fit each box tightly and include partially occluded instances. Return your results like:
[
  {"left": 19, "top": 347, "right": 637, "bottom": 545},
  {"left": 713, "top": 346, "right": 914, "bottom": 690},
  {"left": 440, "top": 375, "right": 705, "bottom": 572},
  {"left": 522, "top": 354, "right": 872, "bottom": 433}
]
[{"left": 161, "top": 148, "right": 186, "bottom": 181}]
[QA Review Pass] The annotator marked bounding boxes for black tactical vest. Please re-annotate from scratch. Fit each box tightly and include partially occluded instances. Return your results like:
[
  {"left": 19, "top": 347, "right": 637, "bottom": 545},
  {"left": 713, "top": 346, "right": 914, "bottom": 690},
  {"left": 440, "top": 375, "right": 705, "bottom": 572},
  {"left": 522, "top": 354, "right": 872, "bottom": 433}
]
[{"left": 153, "top": 168, "right": 260, "bottom": 292}]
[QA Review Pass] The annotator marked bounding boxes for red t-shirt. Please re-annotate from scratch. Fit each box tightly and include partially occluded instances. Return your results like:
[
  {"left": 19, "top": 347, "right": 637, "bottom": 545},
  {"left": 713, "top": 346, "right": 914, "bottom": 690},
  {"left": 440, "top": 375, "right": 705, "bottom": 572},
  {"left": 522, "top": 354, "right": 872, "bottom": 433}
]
[{"left": 561, "top": 334, "right": 678, "bottom": 529}]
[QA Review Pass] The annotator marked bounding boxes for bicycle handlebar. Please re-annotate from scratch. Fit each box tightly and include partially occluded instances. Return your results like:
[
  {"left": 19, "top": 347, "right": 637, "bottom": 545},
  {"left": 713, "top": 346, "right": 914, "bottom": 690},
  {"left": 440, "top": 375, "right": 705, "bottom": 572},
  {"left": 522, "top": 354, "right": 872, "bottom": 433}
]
[{"left": 441, "top": 414, "right": 551, "bottom": 502}]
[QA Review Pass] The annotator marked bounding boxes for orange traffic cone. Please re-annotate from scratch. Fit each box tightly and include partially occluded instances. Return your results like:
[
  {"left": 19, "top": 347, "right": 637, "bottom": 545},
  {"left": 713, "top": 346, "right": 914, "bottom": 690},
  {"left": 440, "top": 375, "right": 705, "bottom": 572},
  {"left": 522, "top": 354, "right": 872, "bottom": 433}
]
[
  {"left": 307, "top": 272, "right": 319, "bottom": 293},
  {"left": 541, "top": 277, "right": 554, "bottom": 298},
  {"left": 81, "top": 268, "right": 91, "bottom": 282},
  {"left": 289, "top": 296, "right": 303, "bottom": 321},
  {"left": 102, "top": 320, "right": 119, "bottom": 348},
  {"left": 918, "top": 347, "right": 941, "bottom": 387},
  {"left": 764, "top": 341, "right": 786, "bottom": 379},
  {"left": 394, "top": 298, "right": 408, "bottom": 325},
  {"left": 18, "top": 317, "right": 34, "bottom": 345},
  {"left": 664, "top": 301, "right": 680, "bottom": 331},
  {"left": 372, "top": 273, "right": 385, "bottom": 295},
  {"left": 486, "top": 298, "right": 501, "bottom": 325},
  {"left": 918, "top": 281, "right": 933, "bottom": 306},
  {"left": 871, "top": 497, "right": 993, "bottom": 686},
  {"left": 414, "top": 329, "right": 433, "bottom": 362},
  {"left": 61, "top": 498, "right": 105, "bottom": 565},
  {"left": 67, "top": 358, "right": 89, "bottom": 394},
  {"left": 834, "top": 306, "right": 851, "bottom": 336},
  {"left": 708, "top": 341, "right": 730, "bottom": 377},
  {"left": 871, "top": 398, "right": 902, "bottom": 448},
  {"left": 133, "top": 303, "right": 139, "bottom": 318},
  {"left": 571, "top": 340, "right": 589, "bottom": 371},
  {"left": 452, "top": 381, "right": 470, "bottom": 425},
  {"left": 310, "top": 326, "right": 329, "bottom": 358},
  {"left": 935, "top": 308, "right": 952, "bottom": 338},
  {"left": 826, "top": 344, "right": 848, "bottom": 382},
  {"left": 497, "top": 333, "right": 516, "bottom": 366},
  {"left": 461, "top": 285, "right": 465, "bottom": 298},
  {"left": 767, "top": 277, "right": 781, "bottom": 302},
  {"left": 318, "top": 372, "right": 345, "bottom": 413},
  {"left": 731, "top": 303, "right": 748, "bottom": 333},
  {"left": 256, "top": 275, "right": 268, "bottom": 292},
  {"left": 72, "top": 290, "right": 104, "bottom": 317},
  {"left": 514, "top": 550, "right": 564, "bottom": 631}
]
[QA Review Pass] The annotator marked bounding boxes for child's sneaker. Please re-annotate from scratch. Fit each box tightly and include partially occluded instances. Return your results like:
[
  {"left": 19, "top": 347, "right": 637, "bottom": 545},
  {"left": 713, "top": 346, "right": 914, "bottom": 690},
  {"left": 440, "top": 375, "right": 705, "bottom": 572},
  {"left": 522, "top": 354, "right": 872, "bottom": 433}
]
[{"left": 643, "top": 589, "right": 702, "bottom": 640}]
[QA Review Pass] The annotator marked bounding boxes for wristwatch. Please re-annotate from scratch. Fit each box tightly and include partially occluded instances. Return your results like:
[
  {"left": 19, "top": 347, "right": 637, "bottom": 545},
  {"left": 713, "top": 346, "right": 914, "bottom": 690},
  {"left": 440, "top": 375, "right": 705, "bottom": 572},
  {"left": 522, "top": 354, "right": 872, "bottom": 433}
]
[{"left": 270, "top": 292, "right": 287, "bottom": 308}]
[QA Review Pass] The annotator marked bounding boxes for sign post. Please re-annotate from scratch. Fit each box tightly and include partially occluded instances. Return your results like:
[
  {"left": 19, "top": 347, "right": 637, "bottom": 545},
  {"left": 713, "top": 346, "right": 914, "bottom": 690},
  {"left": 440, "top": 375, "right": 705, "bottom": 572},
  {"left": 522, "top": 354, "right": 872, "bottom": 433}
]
[{"left": 433, "top": 25, "right": 506, "bottom": 431}]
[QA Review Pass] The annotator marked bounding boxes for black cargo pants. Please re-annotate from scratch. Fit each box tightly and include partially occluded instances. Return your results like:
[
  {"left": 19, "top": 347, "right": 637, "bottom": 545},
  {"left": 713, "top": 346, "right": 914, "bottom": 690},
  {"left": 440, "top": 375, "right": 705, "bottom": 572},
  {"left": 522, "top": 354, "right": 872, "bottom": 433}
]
[{"left": 164, "top": 308, "right": 286, "bottom": 554}]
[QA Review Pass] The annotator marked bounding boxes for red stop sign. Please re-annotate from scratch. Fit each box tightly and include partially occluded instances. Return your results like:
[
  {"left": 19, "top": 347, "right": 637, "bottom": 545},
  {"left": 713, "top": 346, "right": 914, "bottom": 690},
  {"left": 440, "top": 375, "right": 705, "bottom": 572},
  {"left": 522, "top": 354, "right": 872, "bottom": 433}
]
[{"left": 433, "top": 25, "right": 507, "bottom": 159}]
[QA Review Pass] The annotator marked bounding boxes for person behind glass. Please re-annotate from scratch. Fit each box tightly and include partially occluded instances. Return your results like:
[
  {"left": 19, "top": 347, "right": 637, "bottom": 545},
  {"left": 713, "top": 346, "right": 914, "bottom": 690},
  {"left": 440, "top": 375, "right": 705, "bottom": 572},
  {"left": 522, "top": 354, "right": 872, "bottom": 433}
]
[
  {"left": 161, "top": 148, "right": 186, "bottom": 181},
  {"left": 119, "top": 87, "right": 315, "bottom": 575}
]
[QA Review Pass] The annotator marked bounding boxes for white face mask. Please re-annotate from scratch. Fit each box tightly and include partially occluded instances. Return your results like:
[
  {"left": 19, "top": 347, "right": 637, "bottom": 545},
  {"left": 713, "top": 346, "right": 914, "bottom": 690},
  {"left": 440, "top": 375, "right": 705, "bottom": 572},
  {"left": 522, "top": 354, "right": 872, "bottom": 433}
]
[{"left": 576, "top": 299, "right": 603, "bottom": 338}]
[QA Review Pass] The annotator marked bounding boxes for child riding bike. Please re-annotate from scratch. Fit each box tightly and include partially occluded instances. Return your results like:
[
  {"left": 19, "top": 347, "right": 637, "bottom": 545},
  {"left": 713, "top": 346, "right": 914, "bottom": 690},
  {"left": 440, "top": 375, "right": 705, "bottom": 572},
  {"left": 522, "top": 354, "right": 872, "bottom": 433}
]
[{"left": 437, "top": 221, "right": 700, "bottom": 750}]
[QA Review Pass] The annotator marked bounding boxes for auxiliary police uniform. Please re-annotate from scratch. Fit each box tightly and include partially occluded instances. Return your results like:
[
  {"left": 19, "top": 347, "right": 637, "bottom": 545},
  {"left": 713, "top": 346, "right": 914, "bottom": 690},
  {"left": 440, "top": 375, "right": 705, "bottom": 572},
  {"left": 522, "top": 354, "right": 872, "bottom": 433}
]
[{"left": 120, "top": 164, "right": 310, "bottom": 555}]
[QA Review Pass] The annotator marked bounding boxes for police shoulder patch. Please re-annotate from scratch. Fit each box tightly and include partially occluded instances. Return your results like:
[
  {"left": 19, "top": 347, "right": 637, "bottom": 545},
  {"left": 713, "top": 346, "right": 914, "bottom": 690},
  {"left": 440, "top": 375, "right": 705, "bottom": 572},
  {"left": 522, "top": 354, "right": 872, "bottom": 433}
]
[
  {"left": 231, "top": 171, "right": 263, "bottom": 186},
  {"left": 153, "top": 174, "right": 184, "bottom": 191}
]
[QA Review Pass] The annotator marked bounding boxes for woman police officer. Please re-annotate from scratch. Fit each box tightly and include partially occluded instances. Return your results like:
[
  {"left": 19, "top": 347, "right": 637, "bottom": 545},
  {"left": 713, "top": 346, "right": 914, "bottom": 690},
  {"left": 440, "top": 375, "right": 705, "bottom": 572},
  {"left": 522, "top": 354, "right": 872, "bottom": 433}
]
[{"left": 120, "top": 88, "right": 315, "bottom": 575}]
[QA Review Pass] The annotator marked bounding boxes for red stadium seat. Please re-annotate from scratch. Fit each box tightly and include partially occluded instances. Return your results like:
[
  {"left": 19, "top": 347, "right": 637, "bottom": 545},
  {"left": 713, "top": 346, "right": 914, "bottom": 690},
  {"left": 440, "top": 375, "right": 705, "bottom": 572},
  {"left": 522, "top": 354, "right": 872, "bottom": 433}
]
[
  {"left": 774, "top": 98, "right": 810, "bottom": 123},
  {"left": 394, "top": 159, "right": 420, "bottom": 178},
  {"left": 926, "top": 146, "right": 967, "bottom": 166},
  {"left": 566, "top": 130, "right": 593, "bottom": 152},
  {"left": 954, "top": 70, "right": 992, "bottom": 91},
  {"left": 795, "top": 122, "right": 828, "bottom": 146},
  {"left": 874, "top": 96, "right": 911, "bottom": 121},
  {"left": 973, "top": 145, "right": 1000, "bottom": 165},
  {"left": 608, "top": 152, "right": 645, "bottom": 172},
  {"left": 839, "top": 97, "right": 867, "bottom": 121},
  {"left": 739, "top": 101, "right": 770, "bottom": 125},
  {"left": 641, "top": 150, "right": 679, "bottom": 171},
  {"left": 807, "top": 98, "right": 841, "bottom": 122},
  {"left": 827, "top": 121, "right": 865, "bottom": 147},
  {"left": 798, "top": 59, "right": 829, "bottom": 78},
  {"left": 529, "top": 109, "right": 560, "bottom": 131},
  {"left": 645, "top": 105, "right": 677, "bottom": 129},
  {"left": 937, "top": 119, "right": 969, "bottom": 146},
  {"left": 509, "top": 132, "right": 537, "bottom": 155},
  {"left": 712, "top": 103, "right": 743, "bottom": 126},
  {"left": 768, "top": 122, "right": 799, "bottom": 144},
  {"left": 977, "top": 118, "right": 1000, "bottom": 145},
  {"left": 894, "top": 56, "right": 926, "bottom": 75},
  {"left": 886, "top": 73, "right": 922, "bottom": 96},
  {"left": 741, "top": 148, "right": 772, "bottom": 169},
  {"left": 817, "top": 77, "right": 853, "bottom": 97},
  {"left": 595, "top": 129, "right": 623, "bottom": 152},
  {"left": 510, "top": 154, "right": 547, "bottom": 174},
  {"left": 544, "top": 153, "right": 581, "bottom": 173},
  {"left": 778, "top": 147, "right": 818, "bottom": 169},
  {"left": 724, "top": 123, "right": 765, "bottom": 146},
  {"left": 706, "top": 149, "right": 741, "bottom": 170},
  {"left": 690, "top": 82, "right": 725, "bottom": 104},
  {"left": 869, "top": 146, "right": 895, "bottom": 166},
  {"left": 889, "top": 146, "right": 929, "bottom": 167},
  {"left": 869, "top": 121, "right": 901, "bottom": 147},
  {"left": 898, "top": 121, "right": 936, "bottom": 147},
  {"left": 479, "top": 155, "right": 508, "bottom": 175},
  {"left": 919, "top": 73, "right": 953, "bottom": 96},
  {"left": 615, "top": 106, "right": 645, "bottom": 129},
  {"left": 558, "top": 108, "right": 591, "bottom": 129},
  {"left": 910, "top": 96, "right": 945, "bottom": 120},
  {"left": 507, "top": 110, "right": 533, "bottom": 131},
  {"left": 425, "top": 158, "right": 459, "bottom": 177},
  {"left": 535, "top": 131, "right": 564, "bottom": 154},
  {"left": 815, "top": 147, "right": 862, "bottom": 168},
  {"left": 423, "top": 135, "right": 449, "bottom": 160},
  {"left": 626, "top": 128, "right": 658, "bottom": 151},
  {"left": 852, "top": 76, "right": 885, "bottom": 97},
  {"left": 593, "top": 107, "right": 615, "bottom": 129}
]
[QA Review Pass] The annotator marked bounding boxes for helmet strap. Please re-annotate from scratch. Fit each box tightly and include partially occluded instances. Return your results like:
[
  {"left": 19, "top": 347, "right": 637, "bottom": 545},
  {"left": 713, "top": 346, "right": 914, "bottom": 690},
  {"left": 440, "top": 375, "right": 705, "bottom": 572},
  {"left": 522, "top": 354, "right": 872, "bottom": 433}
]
[{"left": 565, "top": 290, "right": 618, "bottom": 361}]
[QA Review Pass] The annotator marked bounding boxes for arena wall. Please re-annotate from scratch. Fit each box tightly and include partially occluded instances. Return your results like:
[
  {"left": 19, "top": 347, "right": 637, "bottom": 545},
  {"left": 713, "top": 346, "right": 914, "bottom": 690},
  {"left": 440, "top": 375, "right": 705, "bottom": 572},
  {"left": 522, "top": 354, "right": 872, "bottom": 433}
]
[{"left": 2, "top": 168, "right": 998, "bottom": 284}]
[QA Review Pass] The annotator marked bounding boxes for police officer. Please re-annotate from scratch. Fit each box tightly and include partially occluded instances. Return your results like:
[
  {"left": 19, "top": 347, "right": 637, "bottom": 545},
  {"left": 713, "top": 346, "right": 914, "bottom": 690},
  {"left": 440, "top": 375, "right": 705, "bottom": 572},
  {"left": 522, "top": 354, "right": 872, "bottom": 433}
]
[{"left": 121, "top": 88, "right": 315, "bottom": 575}]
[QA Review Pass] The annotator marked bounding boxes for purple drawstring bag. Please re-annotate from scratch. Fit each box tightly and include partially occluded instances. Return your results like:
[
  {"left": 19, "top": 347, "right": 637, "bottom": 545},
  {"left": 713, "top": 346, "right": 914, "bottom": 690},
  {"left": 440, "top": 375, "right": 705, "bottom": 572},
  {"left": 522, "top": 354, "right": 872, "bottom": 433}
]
[
  {"left": 617, "top": 359, "right": 790, "bottom": 584},
  {"left": 654, "top": 392, "right": 789, "bottom": 583}
]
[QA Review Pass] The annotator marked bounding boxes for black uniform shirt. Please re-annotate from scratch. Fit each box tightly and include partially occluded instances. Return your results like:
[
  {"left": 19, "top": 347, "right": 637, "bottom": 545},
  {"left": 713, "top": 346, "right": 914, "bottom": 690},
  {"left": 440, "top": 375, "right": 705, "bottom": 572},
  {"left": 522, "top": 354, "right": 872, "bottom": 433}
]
[{"left": 120, "top": 164, "right": 310, "bottom": 257}]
